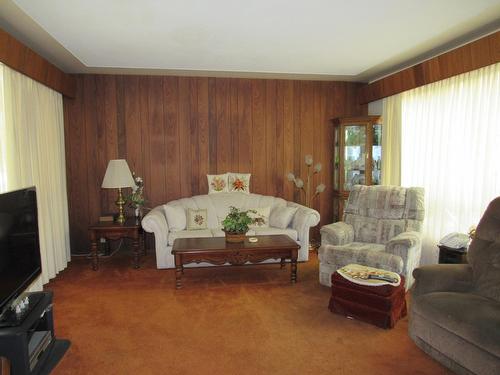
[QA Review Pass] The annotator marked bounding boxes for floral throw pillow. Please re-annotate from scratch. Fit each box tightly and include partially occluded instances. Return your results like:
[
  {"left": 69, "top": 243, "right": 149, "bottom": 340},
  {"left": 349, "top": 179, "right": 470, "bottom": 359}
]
[
  {"left": 228, "top": 173, "right": 251, "bottom": 194},
  {"left": 207, "top": 174, "right": 229, "bottom": 194},
  {"left": 187, "top": 208, "right": 208, "bottom": 230}
]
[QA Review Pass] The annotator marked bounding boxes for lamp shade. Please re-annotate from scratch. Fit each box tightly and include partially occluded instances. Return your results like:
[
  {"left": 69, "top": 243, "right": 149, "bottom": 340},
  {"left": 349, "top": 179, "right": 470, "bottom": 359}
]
[{"left": 101, "top": 159, "right": 135, "bottom": 188}]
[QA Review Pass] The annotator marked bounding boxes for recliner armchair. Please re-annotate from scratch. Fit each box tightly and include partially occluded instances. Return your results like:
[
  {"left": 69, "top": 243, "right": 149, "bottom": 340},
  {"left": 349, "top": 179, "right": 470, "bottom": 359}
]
[
  {"left": 409, "top": 197, "right": 500, "bottom": 375},
  {"left": 318, "top": 185, "right": 425, "bottom": 290}
]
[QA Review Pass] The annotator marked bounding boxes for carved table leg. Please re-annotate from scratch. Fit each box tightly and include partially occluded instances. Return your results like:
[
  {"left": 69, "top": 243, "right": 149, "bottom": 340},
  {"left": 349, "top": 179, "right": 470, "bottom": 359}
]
[
  {"left": 291, "top": 250, "right": 298, "bottom": 283},
  {"left": 175, "top": 254, "right": 183, "bottom": 289},
  {"left": 141, "top": 231, "right": 146, "bottom": 256},
  {"left": 90, "top": 239, "right": 99, "bottom": 271},
  {"left": 132, "top": 238, "right": 140, "bottom": 269},
  {"left": 175, "top": 266, "right": 183, "bottom": 289},
  {"left": 89, "top": 229, "right": 99, "bottom": 271},
  {"left": 280, "top": 258, "right": 286, "bottom": 269}
]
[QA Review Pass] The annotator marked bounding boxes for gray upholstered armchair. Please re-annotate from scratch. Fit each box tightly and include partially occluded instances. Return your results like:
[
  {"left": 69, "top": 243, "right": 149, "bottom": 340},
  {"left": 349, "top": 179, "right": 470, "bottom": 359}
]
[
  {"left": 318, "top": 185, "right": 425, "bottom": 290},
  {"left": 409, "top": 197, "right": 500, "bottom": 375}
]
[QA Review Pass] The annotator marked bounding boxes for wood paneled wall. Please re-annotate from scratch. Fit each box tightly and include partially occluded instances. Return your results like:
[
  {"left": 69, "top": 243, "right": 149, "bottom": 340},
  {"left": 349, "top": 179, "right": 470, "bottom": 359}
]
[
  {"left": 358, "top": 31, "right": 500, "bottom": 104},
  {"left": 0, "top": 28, "right": 75, "bottom": 97},
  {"left": 63, "top": 75, "right": 365, "bottom": 253}
]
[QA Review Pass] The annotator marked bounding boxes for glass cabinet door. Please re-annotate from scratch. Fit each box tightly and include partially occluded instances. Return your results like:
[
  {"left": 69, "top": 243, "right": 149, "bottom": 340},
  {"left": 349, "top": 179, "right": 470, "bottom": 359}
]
[
  {"left": 372, "top": 123, "right": 382, "bottom": 185},
  {"left": 333, "top": 126, "right": 339, "bottom": 190},
  {"left": 344, "top": 125, "right": 366, "bottom": 191},
  {"left": 331, "top": 116, "right": 382, "bottom": 222}
]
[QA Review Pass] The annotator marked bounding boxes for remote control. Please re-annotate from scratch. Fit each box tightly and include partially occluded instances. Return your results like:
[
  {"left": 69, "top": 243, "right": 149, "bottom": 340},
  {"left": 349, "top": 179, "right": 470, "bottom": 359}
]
[{"left": 367, "top": 274, "right": 398, "bottom": 284}]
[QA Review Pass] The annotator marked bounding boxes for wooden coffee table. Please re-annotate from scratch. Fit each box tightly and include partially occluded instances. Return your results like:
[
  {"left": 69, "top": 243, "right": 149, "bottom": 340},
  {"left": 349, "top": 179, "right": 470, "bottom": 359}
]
[{"left": 171, "top": 235, "right": 300, "bottom": 289}]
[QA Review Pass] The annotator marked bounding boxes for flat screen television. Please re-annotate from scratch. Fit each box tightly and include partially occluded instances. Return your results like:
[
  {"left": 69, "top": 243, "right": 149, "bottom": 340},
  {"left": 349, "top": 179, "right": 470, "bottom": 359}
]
[{"left": 0, "top": 187, "right": 42, "bottom": 317}]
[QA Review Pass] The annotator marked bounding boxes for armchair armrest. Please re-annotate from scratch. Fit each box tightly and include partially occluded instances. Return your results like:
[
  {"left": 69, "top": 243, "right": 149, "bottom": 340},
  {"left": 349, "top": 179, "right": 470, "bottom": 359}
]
[
  {"left": 385, "top": 231, "right": 422, "bottom": 289},
  {"left": 141, "top": 206, "right": 169, "bottom": 249},
  {"left": 318, "top": 244, "right": 404, "bottom": 274},
  {"left": 320, "top": 222, "right": 354, "bottom": 246},
  {"left": 412, "top": 264, "right": 474, "bottom": 297},
  {"left": 385, "top": 231, "right": 422, "bottom": 255}
]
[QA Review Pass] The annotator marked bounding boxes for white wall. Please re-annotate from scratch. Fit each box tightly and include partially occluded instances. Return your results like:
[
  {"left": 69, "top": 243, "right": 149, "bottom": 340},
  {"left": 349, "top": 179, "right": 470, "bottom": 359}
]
[{"left": 368, "top": 99, "right": 383, "bottom": 115}]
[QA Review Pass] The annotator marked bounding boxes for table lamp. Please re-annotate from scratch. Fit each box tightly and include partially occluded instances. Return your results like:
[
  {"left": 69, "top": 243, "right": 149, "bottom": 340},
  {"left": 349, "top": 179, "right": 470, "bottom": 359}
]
[{"left": 101, "top": 159, "right": 135, "bottom": 224}]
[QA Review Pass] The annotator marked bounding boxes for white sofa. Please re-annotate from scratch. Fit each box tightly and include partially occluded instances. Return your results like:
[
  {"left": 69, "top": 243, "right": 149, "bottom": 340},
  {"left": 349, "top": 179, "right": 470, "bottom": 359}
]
[{"left": 142, "top": 192, "right": 320, "bottom": 269}]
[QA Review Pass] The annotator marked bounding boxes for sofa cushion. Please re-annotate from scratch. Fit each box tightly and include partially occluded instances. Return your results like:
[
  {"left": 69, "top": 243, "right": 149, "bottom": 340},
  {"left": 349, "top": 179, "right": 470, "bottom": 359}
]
[
  {"left": 188, "top": 195, "right": 218, "bottom": 228},
  {"left": 203, "top": 192, "right": 288, "bottom": 226},
  {"left": 168, "top": 229, "right": 213, "bottom": 246},
  {"left": 228, "top": 173, "right": 251, "bottom": 193},
  {"left": 252, "top": 227, "right": 298, "bottom": 241},
  {"left": 413, "top": 292, "right": 500, "bottom": 357},
  {"left": 209, "top": 192, "right": 248, "bottom": 222},
  {"left": 248, "top": 206, "right": 270, "bottom": 228},
  {"left": 211, "top": 228, "right": 225, "bottom": 238},
  {"left": 186, "top": 208, "right": 208, "bottom": 230},
  {"left": 163, "top": 204, "right": 186, "bottom": 232},
  {"left": 207, "top": 173, "right": 229, "bottom": 193},
  {"left": 269, "top": 206, "right": 297, "bottom": 229}
]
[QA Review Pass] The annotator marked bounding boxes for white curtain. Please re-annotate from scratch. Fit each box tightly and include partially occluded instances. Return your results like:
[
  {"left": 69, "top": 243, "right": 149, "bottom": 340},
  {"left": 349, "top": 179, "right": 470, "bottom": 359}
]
[
  {"left": 0, "top": 63, "right": 70, "bottom": 284},
  {"left": 381, "top": 94, "right": 402, "bottom": 185},
  {"left": 398, "top": 63, "right": 500, "bottom": 264}
]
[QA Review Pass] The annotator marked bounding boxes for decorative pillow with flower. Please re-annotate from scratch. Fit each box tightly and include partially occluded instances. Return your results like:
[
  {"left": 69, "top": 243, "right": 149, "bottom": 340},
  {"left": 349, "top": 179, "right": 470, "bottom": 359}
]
[
  {"left": 228, "top": 173, "right": 251, "bottom": 194},
  {"left": 207, "top": 174, "right": 229, "bottom": 194},
  {"left": 187, "top": 208, "right": 208, "bottom": 230}
]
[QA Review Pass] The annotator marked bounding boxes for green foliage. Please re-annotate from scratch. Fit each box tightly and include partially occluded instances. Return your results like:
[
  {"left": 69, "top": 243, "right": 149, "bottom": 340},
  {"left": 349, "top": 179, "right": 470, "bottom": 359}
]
[
  {"left": 345, "top": 126, "right": 365, "bottom": 146},
  {"left": 222, "top": 206, "right": 256, "bottom": 234}
]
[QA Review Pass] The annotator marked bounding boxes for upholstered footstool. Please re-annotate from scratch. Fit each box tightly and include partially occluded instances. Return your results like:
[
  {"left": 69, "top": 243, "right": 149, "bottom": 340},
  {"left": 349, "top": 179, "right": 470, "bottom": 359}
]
[{"left": 328, "top": 265, "right": 407, "bottom": 329}]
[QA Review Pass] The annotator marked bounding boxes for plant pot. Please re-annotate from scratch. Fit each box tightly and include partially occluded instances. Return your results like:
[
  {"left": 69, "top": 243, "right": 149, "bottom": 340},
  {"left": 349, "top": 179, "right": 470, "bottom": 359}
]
[{"left": 224, "top": 231, "right": 246, "bottom": 243}]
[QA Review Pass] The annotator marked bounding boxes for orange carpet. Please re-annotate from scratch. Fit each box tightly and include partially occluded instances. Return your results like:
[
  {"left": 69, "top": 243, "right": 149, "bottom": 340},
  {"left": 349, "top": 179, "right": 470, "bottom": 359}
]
[{"left": 47, "top": 250, "right": 450, "bottom": 375}]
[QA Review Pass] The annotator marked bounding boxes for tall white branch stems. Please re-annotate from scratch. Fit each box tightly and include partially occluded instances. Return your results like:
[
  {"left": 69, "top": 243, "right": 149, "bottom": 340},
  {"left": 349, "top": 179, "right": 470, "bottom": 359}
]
[{"left": 287, "top": 155, "right": 325, "bottom": 208}]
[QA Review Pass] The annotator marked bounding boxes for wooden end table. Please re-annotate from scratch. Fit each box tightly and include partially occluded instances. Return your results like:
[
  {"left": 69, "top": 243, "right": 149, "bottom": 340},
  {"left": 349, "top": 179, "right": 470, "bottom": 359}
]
[
  {"left": 438, "top": 245, "right": 468, "bottom": 264},
  {"left": 171, "top": 235, "right": 300, "bottom": 289},
  {"left": 88, "top": 217, "right": 144, "bottom": 270}
]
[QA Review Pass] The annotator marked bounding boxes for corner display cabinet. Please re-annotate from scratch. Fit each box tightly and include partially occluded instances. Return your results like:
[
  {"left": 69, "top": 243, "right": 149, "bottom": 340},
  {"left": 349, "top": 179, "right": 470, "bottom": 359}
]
[{"left": 331, "top": 116, "right": 382, "bottom": 222}]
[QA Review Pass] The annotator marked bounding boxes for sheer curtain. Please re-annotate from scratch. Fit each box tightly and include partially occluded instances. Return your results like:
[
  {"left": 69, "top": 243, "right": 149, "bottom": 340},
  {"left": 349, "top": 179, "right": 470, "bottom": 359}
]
[
  {"left": 381, "top": 94, "right": 402, "bottom": 185},
  {"left": 399, "top": 63, "right": 500, "bottom": 263},
  {"left": 0, "top": 63, "right": 70, "bottom": 285}
]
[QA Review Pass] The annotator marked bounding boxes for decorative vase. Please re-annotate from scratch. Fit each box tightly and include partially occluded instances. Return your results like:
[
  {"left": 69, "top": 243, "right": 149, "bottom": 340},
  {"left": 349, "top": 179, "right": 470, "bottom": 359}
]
[
  {"left": 224, "top": 231, "right": 246, "bottom": 243},
  {"left": 134, "top": 206, "right": 142, "bottom": 224}
]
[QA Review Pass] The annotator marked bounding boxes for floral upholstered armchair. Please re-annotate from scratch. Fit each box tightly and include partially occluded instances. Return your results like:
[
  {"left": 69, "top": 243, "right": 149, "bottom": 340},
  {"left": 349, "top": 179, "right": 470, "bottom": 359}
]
[{"left": 318, "top": 185, "right": 425, "bottom": 290}]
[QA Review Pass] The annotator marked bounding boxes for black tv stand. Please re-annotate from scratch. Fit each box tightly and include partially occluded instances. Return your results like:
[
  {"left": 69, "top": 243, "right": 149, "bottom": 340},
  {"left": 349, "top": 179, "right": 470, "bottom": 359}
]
[
  {"left": 0, "top": 291, "right": 70, "bottom": 375},
  {"left": 0, "top": 293, "right": 44, "bottom": 328}
]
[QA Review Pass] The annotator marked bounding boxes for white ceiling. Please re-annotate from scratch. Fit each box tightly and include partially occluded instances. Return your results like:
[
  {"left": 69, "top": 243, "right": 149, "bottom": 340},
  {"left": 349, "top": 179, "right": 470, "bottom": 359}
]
[{"left": 2, "top": 0, "right": 500, "bottom": 81}]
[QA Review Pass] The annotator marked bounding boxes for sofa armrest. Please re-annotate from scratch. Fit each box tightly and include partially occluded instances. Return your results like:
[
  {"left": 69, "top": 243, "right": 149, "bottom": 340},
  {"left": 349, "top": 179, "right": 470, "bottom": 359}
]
[
  {"left": 141, "top": 206, "right": 169, "bottom": 250},
  {"left": 288, "top": 202, "right": 320, "bottom": 236},
  {"left": 412, "top": 264, "right": 474, "bottom": 297},
  {"left": 320, "top": 222, "right": 354, "bottom": 246}
]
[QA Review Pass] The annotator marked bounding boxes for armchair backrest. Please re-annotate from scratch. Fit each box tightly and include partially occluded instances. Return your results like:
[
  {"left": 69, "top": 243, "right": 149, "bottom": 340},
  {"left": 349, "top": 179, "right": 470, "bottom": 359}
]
[
  {"left": 343, "top": 185, "right": 425, "bottom": 244},
  {"left": 467, "top": 196, "right": 500, "bottom": 302}
]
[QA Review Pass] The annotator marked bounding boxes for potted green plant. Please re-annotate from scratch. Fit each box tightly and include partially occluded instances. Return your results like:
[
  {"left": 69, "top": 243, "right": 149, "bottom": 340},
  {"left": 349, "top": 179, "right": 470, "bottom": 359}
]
[{"left": 222, "top": 206, "right": 257, "bottom": 243}]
